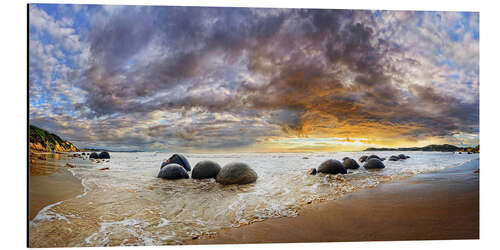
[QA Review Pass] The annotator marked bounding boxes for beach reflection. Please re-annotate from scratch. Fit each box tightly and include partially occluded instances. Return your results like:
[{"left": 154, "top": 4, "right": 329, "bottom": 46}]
[{"left": 29, "top": 153, "right": 64, "bottom": 176}]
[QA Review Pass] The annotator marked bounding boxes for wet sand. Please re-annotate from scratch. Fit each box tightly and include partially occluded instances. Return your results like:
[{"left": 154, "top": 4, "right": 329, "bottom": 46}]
[
  {"left": 192, "top": 158, "right": 479, "bottom": 244},
  {"left": 29, "top": 153, "right": 83, "bottom": 220}
]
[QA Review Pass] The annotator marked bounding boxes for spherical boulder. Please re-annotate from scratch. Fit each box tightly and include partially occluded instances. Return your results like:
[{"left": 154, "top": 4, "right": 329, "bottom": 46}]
[
  {"left": 367, "top": 155, "right": 382, "bottom": 161},
  {"left": 343, "top": 158, "right": 360, "bottom": 169},
  {"left": 99, "top": 151, "right": 111, "bottom": 159},
  {"left": 389, "top": 155, "right": 400, "bottom": 161},
  {"left": 363, "top": 158, "right": 386, "bottom": 169},
  {"left": 359, "top": 155, "right": 368, "bottom": 162},
  {"left": 216, "top": 162, "right": 258, "bottom": 185},
  {"left": 157, "top": 163, "right": 189, "bottom": 179},
  {"left": 192, "top": 160, "right": 221, "bottom": 179},
  {"left": 398, "top": 154, "right": 409, "bottom": 159},
  {"left": 318, "top": 159, "right": 347, "bottom": 174},
  {"left": 89, "top": 152, "right": 99, "bottom": 159},
  {"left": 161, "top": 154, "right": 191, "bottom": 171}
]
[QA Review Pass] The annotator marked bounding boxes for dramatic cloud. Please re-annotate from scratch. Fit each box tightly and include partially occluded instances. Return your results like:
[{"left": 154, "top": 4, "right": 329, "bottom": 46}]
[{"left": 29, "top": 4, "right": 479, "bottom": 152}]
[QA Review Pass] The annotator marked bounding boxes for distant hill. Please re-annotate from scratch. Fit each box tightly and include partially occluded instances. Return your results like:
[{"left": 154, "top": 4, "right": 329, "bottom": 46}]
[
  {"left": 80, "top": 148, "right": 143, "bottom": 152},
  {"left": 364, "top": 144, "right": 479, "bottom": 153},
  {"left": 29, "top": 125, "right": 78, "bottom": 152}
]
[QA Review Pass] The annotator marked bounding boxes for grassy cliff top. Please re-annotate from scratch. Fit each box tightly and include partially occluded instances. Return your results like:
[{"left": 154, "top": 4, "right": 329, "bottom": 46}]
[{"left": 29, "top": 125, "right": 78, "bottom": 152}]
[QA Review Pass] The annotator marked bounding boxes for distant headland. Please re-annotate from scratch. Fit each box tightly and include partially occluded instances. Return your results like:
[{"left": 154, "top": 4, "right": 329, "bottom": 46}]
[{"left": 364, "top": 144, "right": 479, "bottom": 153}]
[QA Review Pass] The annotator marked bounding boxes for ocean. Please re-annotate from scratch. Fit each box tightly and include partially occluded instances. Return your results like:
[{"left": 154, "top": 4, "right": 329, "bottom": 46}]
[{"left": 29, "top": 151, "right": 478, "bottom": 246}]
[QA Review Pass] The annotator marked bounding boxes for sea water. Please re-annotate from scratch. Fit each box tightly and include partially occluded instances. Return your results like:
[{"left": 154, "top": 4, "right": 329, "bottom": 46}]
[{"left": 29, "top": 151, "right": 478, "bottom": 246}]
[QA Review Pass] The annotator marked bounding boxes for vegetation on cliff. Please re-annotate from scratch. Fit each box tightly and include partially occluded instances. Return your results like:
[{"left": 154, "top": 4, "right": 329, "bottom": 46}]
[{"left": 29, "top": 125, "right": 78, "bottom": 152}]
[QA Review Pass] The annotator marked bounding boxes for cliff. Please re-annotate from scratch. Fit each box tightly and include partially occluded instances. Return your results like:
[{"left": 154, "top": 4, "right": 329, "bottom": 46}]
[{"left": 29, "top": 125, "right": 78, "bottom": 152}]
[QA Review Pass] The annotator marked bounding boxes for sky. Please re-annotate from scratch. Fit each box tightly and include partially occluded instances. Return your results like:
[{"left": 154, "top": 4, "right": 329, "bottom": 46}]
[{"left": 28, "top": 4, "right": 479, "bottom": 152}]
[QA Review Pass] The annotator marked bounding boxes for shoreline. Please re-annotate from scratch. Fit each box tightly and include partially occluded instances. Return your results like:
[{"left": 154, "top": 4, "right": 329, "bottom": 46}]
[
  {"left": 28, "top": 154, "right": 479, "bottom": 246},
  {"left": 190, "top": 158, "right": 479, "bottom": 244},
  {"left": 28, "top": 153, "right": 84, "bottom": 220}
]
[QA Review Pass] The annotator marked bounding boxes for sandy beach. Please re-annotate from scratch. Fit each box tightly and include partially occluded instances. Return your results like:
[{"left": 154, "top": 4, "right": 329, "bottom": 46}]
[
  {"left": 191, "top": 158, "right": 479, "bottom": 244},
  {"left": 28, "top": 153, "right": 479, "bottom": 247},
  {"left": 29, "top": 153, "right": 83, "bottom": 220}
]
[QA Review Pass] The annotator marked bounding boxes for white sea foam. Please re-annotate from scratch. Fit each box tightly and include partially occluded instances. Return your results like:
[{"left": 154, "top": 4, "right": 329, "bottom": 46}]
[{"left": 30, "top": 200, "right": 70, "bottom": 227}]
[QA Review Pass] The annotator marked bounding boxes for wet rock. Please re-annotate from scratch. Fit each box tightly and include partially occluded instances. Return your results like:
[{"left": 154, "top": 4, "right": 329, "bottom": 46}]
[
  {"left": 216, "top": 162, "right": 258, "bottom": 185},
  {"left": 307, "top": 168, "right": 317, "bottom": 175},
  {"left": 65, "top": 163, "right": 75, "bottom": 168},
  {"left": 317, "top": 159, "right": 347, "bottom": 174},
  {"left": 389, "top": 155, "right": 400, "bottom": 161},
  {"left": 99, "top": 151, "right": 111, "bottom": 159},
  {"left": 363, "top": 158, "right": 386, "bottom": 169},
  {"left": 157, "top": 163, "right": 189, "bottom": 179},
  {"left": 343, "top": 158, "right": 360, "bottom": 169},
  {"left": 367, "top": 155, "right": 383, "bottom": 161},
  {"left": 161, "top": 154, "right": 191, "bottom": 172},
  {"left": 89, "top": 152, "right": 99, "bottom": 159},
  {"left": 359, "top": 155, "right": 368, "bottom": 162},
  {"left": 192, "top": 160, "right": 221, "bottom": 179},
  {"left": 99, "top": 167, "right": 110, "bottom": 170},
  {"left": 398, "top": 154, "right": 409, "bottom": 159}
]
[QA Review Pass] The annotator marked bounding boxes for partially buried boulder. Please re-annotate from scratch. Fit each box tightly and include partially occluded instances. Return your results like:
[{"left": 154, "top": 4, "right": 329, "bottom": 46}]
[
  {"left": 343, "top": 158, "right": 360, "bottom": 169},
  {"left": 157, "top": 163, "right": 189, "bottom": 179},
  {"left": 363, "top": 158, "right": 386, "bottom": 169},
  {"left": 216, "top": 162, "right": 258, "bottom": 185},
  {"left": 398, "top": 154, "right": 410, "bottom": 159},
  {"left": 359, "top": 155, "right": 368, "bottom": 162},
  {"left": 307, "top": 168, "right": 317, "bottom": 175},
  {"left": 367, "top": 155, "right": 383, "bottom": 161},
  {"left": 161, "top": 154, "right": 191, "bottom": 172},
  {"left": 192, "top": 160, "right": 221, "bottom": 179},
  {"left": 99, "top": 151, "right": 110, "bottom": 159},
  {"left": 389, "top": 155, "right": 400, "bottom": 161},
  {"left": 318, "top": 159, "right": 347, "bottom": 174},
  {"left": 89, "top": 152, "right": 99, "bottom": 159}
]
